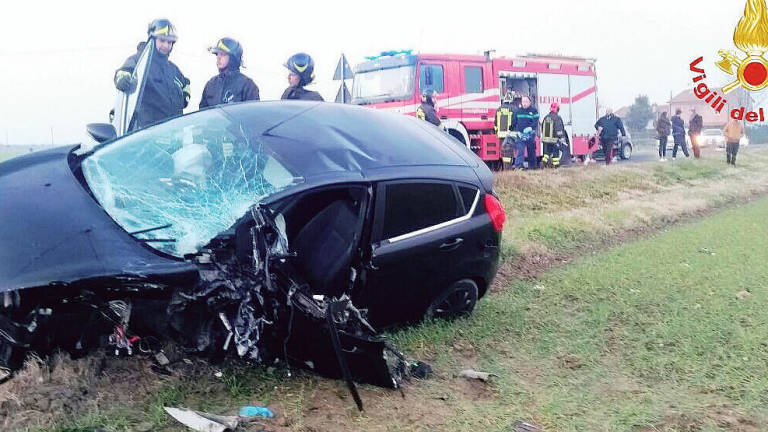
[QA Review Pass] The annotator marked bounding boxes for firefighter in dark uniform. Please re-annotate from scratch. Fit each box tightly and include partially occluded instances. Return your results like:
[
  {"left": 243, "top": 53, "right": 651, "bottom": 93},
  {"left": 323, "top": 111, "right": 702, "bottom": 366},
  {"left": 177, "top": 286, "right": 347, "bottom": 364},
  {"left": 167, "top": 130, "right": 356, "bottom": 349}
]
[
  {"left": 541, "top": 102, "right": 569, "bottom": 168},
  {"left": 200, "top": 38, "right": 260, "bottom": 108},
  {"left": 511, "top": 95, "right": 540, "bottom": 170},
  {"left": 281, "top": 53, "right": 324, "bottom": 101},
  {"left": 416, "top": 88, "right": 441, "bottom": 126},
  {"left": 114, "top": 18, "right": 190, "bottom": 130}
]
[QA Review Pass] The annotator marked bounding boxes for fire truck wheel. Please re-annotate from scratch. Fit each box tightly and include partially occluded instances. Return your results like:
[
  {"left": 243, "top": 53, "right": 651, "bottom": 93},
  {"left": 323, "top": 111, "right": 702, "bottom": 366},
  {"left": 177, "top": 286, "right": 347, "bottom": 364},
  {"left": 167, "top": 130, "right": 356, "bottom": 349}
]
[{"left": 620, "top": 143, "right": 632, "bottom": 160}]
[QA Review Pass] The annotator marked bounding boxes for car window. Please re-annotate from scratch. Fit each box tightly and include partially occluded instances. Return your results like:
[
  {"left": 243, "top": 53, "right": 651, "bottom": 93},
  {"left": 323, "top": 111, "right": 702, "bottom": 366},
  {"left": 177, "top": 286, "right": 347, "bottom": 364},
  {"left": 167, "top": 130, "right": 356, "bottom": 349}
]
[
  {"left": 380, "top": 182, "right": 461, "bottom": 240},
  {"left": 458, "top": 185, "right": 479, "bottom": 214},
  {"left": 464, "top": 66, "right": 483, "bottom": 94},
  {"left": 419, "top": 64, "right": 444, "bottom": 93},
  {"left": 82, "top": 109, "right": 302, "bottom": 257}
]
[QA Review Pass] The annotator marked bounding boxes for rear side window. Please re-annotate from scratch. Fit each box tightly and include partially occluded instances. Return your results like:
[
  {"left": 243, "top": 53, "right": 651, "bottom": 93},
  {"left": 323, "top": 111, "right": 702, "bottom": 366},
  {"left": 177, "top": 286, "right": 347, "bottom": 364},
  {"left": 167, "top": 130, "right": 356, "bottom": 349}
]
[
  {"left": 381, "top": 182, "right": 460, "bottom": 239},
  {"left": 464, "top": 66, "right": 483, "bottom": 93},
  {"left": 419, "top": 64, "right": 444, "bottom": 93},
  {"left": 458, "top": 185, "right": 479, "bottom": 213}
]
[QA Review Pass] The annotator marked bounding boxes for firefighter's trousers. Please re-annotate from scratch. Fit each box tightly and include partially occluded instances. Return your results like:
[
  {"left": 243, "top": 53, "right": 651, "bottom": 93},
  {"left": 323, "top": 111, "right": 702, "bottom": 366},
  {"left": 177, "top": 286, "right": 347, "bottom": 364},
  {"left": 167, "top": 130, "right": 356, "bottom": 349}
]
[{"left": 542, "top": 142, "right": 562, "bottom": 167}]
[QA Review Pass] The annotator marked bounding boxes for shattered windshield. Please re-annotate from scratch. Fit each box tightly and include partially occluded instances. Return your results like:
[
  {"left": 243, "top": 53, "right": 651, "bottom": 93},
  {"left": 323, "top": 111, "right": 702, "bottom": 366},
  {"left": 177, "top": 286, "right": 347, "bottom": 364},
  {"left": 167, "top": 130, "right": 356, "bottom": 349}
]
[
  {"left": 81, "top": 109, "right": 303, "bottom": 257},
  {"left": 352, "top": 65, "right": 415, "bottom": 104}
]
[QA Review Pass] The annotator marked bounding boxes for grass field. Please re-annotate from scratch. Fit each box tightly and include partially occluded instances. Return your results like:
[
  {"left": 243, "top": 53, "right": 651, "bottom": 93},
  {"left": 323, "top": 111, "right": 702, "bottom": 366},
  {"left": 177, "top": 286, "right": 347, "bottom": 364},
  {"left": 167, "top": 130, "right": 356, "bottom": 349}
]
[
  {"left": 388, "top": 196, "right": 768, "bottom": 431},
  {"left": 5, "top": 148, "right": 768, "bottom": 431}
]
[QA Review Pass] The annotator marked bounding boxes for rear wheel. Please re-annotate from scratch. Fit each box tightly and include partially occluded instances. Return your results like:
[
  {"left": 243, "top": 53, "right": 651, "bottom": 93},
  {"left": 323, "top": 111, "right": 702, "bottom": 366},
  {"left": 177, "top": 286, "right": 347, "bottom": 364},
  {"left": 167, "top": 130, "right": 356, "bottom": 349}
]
[{"left": 424, "top": 279, "right": 478, "bottom": 321}]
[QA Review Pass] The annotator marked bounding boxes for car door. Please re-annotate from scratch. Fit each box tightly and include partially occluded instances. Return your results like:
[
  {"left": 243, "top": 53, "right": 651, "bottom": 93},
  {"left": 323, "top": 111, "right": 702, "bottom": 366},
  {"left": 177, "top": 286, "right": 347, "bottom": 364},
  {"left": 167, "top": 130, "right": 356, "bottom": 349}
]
[{"left": 359, "top": 180, "right": 476, "bottom": 327}]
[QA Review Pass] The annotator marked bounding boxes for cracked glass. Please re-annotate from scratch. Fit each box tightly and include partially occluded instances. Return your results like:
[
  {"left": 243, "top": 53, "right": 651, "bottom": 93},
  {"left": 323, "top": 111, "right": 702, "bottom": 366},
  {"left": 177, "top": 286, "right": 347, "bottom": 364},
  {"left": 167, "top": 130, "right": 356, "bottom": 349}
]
[{"left": 82, "top": 108, "right": 303, "bottom": 257}]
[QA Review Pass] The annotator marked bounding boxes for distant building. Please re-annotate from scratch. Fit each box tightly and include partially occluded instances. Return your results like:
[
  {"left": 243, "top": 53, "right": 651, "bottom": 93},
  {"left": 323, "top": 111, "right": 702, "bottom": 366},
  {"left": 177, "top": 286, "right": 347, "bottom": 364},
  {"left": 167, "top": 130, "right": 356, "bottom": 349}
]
[{"left": 665, "top": 88, "right": 750, "bottom": 128}]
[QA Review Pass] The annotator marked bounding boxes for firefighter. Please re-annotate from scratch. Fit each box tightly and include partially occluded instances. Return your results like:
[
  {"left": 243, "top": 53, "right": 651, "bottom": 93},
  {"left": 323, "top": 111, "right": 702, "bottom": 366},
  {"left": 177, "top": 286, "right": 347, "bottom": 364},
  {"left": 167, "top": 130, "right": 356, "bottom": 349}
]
[
  {"left": 200, "top": 38, "right": 260, "bottom": 109},
  {"left": 496, "top": 91, "right": 516, "bottom": 165},
  {"left": 114, "top": 18, "right": 190, "bottom": 130},
  {"left": 689, "top": 108, "right": 703, "bottom": 158},
  {"left": 281, "top": 53, "right": 324, "bottom": 101},
  {"left": 511, "top": 95, "right": 540, "bottom": 170},
  {"left": 541, "top": 102, "right": 568, "bottom": 168},
  {"left": 594, "top": 107, "right": 626, "bottom": 165},
  {"left": 416, "top": 88, "right": 441, "bottom": 126}
]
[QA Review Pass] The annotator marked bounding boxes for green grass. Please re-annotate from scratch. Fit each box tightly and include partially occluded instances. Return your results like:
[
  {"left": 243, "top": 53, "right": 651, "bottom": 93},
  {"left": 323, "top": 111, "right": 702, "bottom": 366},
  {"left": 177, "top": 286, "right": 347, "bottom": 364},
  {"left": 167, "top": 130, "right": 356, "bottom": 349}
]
[
  {"left": 392, "top": 197, "right": 768, "bottom": 431},
  {"left": 26, "top": 148, "right": 768, "bottom": 431}
]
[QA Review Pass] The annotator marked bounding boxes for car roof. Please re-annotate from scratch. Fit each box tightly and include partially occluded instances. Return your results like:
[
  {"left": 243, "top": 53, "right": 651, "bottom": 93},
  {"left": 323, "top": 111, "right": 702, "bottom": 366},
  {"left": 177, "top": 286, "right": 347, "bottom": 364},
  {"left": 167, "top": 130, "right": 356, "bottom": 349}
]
[{"left": 219, "top": 101, "right": 480, "bottom": 174}]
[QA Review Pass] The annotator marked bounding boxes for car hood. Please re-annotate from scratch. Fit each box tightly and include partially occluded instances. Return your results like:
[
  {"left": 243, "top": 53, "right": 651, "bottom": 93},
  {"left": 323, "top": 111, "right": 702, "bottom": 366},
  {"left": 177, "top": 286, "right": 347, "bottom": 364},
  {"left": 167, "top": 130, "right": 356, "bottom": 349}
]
[{"left": 0, "top": 146, "right": 198, "bottom": 292}]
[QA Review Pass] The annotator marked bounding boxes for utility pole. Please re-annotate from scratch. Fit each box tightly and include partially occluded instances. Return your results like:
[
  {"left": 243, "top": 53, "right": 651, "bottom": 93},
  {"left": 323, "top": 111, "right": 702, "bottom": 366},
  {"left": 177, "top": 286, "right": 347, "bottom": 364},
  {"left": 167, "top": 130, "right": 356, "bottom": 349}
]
[{"left": 50, "top": 127, "right": 54, "bottom": 146}]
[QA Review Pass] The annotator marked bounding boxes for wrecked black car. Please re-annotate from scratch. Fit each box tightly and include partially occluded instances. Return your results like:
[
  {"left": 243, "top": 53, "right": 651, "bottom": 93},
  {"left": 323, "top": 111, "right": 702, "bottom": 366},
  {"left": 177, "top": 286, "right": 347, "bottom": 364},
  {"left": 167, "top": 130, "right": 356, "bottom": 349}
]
[{"left": 0, "top": 101, "right": 503, "bottom": 389}]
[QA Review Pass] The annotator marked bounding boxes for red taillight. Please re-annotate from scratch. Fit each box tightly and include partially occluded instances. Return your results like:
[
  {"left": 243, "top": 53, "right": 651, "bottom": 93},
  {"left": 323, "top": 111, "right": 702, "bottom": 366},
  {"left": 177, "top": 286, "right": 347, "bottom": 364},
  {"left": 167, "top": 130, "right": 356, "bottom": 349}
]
[{"left": 484, "top": 194, "right": 506, "bottom": 233}]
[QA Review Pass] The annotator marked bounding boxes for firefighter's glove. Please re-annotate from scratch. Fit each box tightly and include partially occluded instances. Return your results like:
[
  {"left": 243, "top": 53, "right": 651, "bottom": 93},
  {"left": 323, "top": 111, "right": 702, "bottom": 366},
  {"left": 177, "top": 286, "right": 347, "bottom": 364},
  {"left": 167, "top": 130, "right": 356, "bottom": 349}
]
[{"left": 114, "top": 70, "right": 137, "bottom": 94}]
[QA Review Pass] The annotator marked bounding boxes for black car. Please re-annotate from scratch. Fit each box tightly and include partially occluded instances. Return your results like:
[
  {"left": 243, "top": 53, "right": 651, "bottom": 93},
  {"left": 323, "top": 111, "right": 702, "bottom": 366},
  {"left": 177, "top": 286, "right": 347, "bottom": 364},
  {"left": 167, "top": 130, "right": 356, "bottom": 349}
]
[
  {"left": 0, "top": 101, "right": 504, "bottom": 386},
  {"left": 587, "top": 132, "right": 634, "bottom": 161}
]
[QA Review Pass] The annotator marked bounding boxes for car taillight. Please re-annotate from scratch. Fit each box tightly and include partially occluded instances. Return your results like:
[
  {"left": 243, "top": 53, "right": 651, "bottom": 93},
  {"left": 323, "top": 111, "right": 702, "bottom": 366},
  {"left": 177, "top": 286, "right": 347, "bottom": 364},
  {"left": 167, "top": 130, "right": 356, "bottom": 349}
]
[{"left": 484, "top": 194, "right": 506, "bottom": 233}]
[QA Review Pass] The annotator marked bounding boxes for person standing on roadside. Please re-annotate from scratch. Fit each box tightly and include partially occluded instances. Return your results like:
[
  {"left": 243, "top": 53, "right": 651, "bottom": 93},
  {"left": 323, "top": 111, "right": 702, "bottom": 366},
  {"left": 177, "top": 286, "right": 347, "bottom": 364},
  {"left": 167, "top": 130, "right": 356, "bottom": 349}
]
[
  {"left": 723, "top": 118, "right": 744, "bottom": 165},
  {"left": 114, "top": 19, "right": 190, "bottom": 130},
  {"left": 671, "top": 109, "right": 690, "bottom": 159},
  {"left": 199, "top": 37, "right": 260, "bottom": 108},
  {"left": 594, "top": 108, "right": 626, "bottom": 165},
  {"left": 689, "top": 108, "right": 703, "bottom": 158},
  {"left": 655, "top": 112, "right": 671, "bottom": 162},
  {"left": 416, "top": 88, "right": 441, "bottom": 126},
  {"left": 510, "top": 95, "right": 539, "bottom": 170},
  {"left": 281, "top": 53, "right": 324, "bottom": 101}
]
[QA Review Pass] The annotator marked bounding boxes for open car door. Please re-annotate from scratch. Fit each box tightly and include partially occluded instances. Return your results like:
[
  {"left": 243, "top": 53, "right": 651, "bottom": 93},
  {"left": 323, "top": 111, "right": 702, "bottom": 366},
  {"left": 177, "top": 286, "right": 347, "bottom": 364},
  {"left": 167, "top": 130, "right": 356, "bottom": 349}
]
[{"left": 112, "top": 39, "right": 154, "bottom": 136}]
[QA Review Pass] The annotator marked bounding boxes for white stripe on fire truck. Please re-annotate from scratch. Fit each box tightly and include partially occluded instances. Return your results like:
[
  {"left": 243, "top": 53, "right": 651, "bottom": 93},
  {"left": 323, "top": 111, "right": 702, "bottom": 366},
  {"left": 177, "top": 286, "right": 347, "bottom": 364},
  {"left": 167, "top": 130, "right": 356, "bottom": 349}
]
[{"left": 379, "top": 88, "right": 501, "bottom": 114}]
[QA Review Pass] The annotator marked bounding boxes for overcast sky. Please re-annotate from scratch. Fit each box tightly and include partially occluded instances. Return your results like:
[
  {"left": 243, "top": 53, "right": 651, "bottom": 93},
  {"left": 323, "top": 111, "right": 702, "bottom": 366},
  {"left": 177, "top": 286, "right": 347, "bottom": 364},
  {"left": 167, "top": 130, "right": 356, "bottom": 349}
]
[{"left": 0, "top": 0, "right": 753, "bottom": 145}]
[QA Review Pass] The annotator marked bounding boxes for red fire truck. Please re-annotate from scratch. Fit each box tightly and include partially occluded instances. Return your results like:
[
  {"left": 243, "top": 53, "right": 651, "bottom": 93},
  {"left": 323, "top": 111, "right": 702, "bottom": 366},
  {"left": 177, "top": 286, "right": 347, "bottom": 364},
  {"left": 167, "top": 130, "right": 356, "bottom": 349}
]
[{"left": 351, "top": 52, "right": 609, "bottom": 168}]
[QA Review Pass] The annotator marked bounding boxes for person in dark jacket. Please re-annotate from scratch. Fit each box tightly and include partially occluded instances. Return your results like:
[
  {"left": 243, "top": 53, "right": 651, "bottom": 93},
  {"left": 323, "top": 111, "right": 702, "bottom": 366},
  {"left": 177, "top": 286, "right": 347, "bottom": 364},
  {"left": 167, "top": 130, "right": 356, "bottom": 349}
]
[
  {"left": 200, "top": 38, "right": 260, "bottom": 109},
  {"left": 594, "top": 108, "right": 626, "bottom": 165},
  {"left": 689, "top": 108, "right": 704, "bottom": 158},
  {"left": 416, "top": 88, "right": 441, "bottom": 126},
  {"left": 656, "top": 111, "right": 671, "bottom": 161},
  {"left": 671, "top": 108, "right": 689, "bottom": 159},
  {"left": 281, "top": 53, "right": 323, "bottom": 101},
  {"left": 114, "top": 19, "right": 190, "bottom": 130},
  {"left": 511, "top": 96, "right": 540, "bottom": 170}
]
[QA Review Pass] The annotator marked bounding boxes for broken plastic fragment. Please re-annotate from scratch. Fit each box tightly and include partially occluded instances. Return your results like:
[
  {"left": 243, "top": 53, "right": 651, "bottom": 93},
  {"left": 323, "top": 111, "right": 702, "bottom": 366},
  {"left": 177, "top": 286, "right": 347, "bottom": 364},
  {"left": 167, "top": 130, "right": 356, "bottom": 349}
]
[
  {"left": 238, "top": 405, "right": 275, "bottom": 418},
  {"left": 164, "top": 407, "right": 239, "bottom": 432},
  {"left": 459, "top": 369, "right": 495, "bottom": 382}
]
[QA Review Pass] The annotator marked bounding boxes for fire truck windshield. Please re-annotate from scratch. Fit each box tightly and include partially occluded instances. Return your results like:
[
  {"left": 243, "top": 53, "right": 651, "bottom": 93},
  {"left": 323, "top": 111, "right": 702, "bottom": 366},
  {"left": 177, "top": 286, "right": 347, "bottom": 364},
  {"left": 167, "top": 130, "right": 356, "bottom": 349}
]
[{"left": 352, "top": 65, "right": 415, "bottom": 104}]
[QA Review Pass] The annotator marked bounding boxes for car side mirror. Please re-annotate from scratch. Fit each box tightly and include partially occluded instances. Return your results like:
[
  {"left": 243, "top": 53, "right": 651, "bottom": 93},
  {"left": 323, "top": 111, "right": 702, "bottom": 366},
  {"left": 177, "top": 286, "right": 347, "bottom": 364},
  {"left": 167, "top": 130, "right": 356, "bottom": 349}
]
[{"left": 86, "top": 123, "right": 117, "bottom": 143}]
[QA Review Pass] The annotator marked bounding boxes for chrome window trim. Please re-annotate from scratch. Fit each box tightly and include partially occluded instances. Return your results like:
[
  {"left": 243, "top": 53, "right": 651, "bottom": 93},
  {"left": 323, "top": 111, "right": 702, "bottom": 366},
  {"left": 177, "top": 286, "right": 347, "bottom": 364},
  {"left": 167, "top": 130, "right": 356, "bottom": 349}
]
[{"left": 387, "top": 189, "right": 479, "bottom": 243}]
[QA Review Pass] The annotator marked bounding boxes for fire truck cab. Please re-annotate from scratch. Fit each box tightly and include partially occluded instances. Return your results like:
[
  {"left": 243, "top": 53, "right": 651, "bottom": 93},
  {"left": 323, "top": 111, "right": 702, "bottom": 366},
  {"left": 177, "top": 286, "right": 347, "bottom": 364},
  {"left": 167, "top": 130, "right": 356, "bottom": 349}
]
[{"left": 351, "top": 52, "right": 603, "bottom": 168}]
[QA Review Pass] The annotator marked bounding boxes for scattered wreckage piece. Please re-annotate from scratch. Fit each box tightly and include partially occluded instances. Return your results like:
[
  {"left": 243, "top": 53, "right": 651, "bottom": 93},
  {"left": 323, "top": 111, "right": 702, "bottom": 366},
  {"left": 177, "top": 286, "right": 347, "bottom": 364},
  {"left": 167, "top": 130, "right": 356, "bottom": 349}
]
[
  {"left": 458, "top": 369, "right": 495, "bottom": 382},
  {"left": 164, "top": 407, "right": 240, "bottom": 432}
]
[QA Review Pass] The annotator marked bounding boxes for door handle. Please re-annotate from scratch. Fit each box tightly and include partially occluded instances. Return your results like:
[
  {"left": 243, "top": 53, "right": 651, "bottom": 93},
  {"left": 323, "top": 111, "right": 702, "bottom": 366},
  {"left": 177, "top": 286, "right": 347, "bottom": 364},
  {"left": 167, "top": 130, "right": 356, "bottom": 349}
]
[{"left": 439, "top": 238, "right": 464, "bottom": 251}]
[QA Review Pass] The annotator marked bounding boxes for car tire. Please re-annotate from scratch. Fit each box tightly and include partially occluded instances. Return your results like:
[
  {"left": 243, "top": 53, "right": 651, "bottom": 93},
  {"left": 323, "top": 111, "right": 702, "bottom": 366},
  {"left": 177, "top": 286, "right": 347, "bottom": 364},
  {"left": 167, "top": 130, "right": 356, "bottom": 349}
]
[
  {"left": 424, "top": 279, "right": 478, "bottom": 321},
  {"left": 620, "top": 143, "right": 632, "bottom": 160}
]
